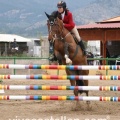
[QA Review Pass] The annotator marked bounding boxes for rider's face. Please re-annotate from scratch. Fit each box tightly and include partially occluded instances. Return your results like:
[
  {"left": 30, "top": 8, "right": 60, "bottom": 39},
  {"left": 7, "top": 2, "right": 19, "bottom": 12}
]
[{"left": 58, "top": 7, "right": 64, "bottom": 13}]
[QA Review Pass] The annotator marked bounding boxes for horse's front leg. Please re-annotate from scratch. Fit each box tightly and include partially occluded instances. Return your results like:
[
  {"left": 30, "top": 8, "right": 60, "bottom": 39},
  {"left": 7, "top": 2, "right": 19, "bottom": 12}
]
[
  {"left": 66, "top": 69, "right": 80, "bottom": 110},
  {"left": 64, "top": 54, "right": 72, "bottom": 65},
  {"left": 64, "top": 42, "right": 72, "bottom": 65}
]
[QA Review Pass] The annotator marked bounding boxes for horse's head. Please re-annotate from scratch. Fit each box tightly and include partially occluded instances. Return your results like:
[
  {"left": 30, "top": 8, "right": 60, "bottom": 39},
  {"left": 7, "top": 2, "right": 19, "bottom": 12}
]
[
  {"left": 45, "top": 11, "right": 58, "bottom": 26},
  {"left": 45, "top": 12, "right": 64, "bottom": 42},
  {"left": 46, "top": 20, "right": 52, "bottom": 42}
]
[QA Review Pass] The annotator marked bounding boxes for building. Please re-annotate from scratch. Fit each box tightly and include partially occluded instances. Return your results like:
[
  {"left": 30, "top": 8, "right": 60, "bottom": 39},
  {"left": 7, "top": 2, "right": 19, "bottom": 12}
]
[
  {"left": 0, "top": 34, "right": 31, "bottom": 56},
  {"left": 77, "top": 16, "right": 120, "bottom": 63},
  {"left": 27, "top": 38, "right": 41, "bottom": 57},
  {"left": 27, "top": 36, "right": 49, "bottom": 57},
  {"left": 87, "top": 41, "right": 100, "bottom": 55}
]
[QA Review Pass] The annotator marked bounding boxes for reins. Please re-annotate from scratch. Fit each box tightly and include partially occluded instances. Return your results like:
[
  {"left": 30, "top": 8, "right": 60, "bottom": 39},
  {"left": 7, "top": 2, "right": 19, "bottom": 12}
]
[{"left": 48, "top": 19, "right": 71, "bottom": 41}]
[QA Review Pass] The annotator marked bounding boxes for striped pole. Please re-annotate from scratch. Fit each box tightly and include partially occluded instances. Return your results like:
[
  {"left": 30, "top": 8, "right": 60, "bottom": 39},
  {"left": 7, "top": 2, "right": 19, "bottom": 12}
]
[
  {"left": 0, "top": 64, "right": 120, "bottom": 70},
  {"left": 0, "top": 90, "right": 4, "bottom": 93},
  {"left": 0, "top": 85, "right": 120, "bottom": 91},
  {"left": 0, "top": 75, "right": 120, "bottom": 80},
  {"left": 0, "top": 95, "right": 120, "bottom": 101}
]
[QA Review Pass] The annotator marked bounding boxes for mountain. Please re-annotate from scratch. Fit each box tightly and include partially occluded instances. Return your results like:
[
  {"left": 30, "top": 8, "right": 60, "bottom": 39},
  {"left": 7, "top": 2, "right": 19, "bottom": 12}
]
[
  {"left": 0, "top": 0, "right": 120, "bottom": 38},
  {"left": 74, "top": 0, "right": 120, "bottom": 25}
]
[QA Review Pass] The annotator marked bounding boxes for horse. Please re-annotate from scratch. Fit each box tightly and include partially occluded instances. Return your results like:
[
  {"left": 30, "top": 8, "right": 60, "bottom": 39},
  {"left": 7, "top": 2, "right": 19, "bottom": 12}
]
[
  {"left": 7, "top": 47, "right": 20, "bottom": 56},
  {"left": 45, "top": 12, "right": 90, "bottom": 109},
  {"left": 7, "top": 46, "right": 28, "bottom": 56}
]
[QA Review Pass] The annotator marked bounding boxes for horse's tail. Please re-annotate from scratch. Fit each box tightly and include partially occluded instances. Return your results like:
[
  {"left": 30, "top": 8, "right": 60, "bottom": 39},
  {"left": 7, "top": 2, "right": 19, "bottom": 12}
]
[
  {"left": 76, "top": 79, "right": 88, "bottom": 94},
  {"left": 76, "top": 80, "right": 84, "bottom": 94},
  {"left": 76, "top": 80, "right": 84, "bottom": 86}
]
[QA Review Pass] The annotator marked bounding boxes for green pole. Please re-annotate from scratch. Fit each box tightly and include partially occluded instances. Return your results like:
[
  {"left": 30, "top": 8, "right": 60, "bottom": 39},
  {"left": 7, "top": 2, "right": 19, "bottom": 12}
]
[
  {"left": 106, "top": 58, "right": 108, "bottom": 75},
  {"left": 14, "top": 57, "right": 16, "bottom": 75},
  {"left": 57, "top": 69, "right": 59, "bottom": 75}
]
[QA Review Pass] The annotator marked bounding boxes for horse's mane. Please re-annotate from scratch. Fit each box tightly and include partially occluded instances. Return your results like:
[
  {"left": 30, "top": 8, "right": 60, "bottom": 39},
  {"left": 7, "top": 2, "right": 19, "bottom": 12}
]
[{"left": 51, "top": 9, "right": 69, "bottom": 20}]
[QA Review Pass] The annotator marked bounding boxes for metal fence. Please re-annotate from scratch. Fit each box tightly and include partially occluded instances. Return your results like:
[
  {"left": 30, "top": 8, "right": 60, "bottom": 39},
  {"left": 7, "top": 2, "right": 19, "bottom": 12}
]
[{"left": 0, "top": 57, "right": 49, "bottom": 75}]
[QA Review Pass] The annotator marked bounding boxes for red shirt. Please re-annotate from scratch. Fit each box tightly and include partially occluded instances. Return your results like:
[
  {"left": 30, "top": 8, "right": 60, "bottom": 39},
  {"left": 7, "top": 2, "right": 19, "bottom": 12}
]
[{"left": 62, "top": 11, "right": 75, "bottom": 31}]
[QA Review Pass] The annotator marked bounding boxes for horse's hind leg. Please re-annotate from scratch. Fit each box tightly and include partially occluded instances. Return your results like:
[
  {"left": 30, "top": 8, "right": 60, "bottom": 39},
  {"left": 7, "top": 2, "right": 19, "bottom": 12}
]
[
  {"left": 85, "top": 90, "right": 91, "bottom": 109},
  {"left": 80, "top": 70, "right": 90, "bottom": 108},
  {"left": 84, "top": 80, "right": 91, "bottom": 110},
  {"left": 65, "top": 69, "right": 78, "bottom": 96},
  {"left": 70, "top": 79, "right": 82, "bottom": 110},
  {"left": 66, "top": 69, "right": 80, "bottom": 110},
  {"left": 70, "top": 80, "right": 78, "bottom": 96}
]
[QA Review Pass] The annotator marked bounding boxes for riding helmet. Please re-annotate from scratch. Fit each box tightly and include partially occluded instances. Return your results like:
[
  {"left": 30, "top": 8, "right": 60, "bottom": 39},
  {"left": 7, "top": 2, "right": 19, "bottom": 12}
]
[{"left": 57, "top": 1, "right": 66, "bottom": 9}]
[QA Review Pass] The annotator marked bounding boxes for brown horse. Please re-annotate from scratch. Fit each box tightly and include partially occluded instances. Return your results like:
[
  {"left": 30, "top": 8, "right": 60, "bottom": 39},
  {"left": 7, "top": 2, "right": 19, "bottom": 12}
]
[{"left": 45, "top": 12, "right": 90, "bottom": 109}]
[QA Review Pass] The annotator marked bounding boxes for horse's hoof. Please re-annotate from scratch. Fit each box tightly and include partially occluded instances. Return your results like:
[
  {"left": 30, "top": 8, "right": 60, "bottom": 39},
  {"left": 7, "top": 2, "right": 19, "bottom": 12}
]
[
  {"left": 66, "top": 58, "right": 72, "bottom": 65},
  {"left": 71, "top": 105, "right": 85, "bottom": 111},
  {"left": 87, "top": 105, "right": 92, "bottom": 111},
  {"left": 86, "top": 101, "right": 92, "bottom": 110},
  {"left": 66, "top": 61, "right": 72, "bottom": 65},
  {"left": 86, "top": 101, "right": 90, "bottom": 104},
  {"left": 71, "top": 107, "right": 79, "bottom": 111},
  {"left": 66, "top": 62, "right": 71, "bottom": 64}
]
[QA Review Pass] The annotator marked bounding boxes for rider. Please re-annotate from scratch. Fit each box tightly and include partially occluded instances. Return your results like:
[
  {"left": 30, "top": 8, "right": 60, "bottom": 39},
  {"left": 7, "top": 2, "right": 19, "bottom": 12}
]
[
  {"left": 49, "top": 1, "right": 86, "bottom": 61},
  {"left": 11, "top": 38, "right": 19, "bottom": 50}
]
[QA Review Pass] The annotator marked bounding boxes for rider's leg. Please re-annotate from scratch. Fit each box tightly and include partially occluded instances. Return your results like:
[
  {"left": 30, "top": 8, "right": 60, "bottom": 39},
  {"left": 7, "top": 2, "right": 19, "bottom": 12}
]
[
  {"left": 49, "top": 53, "right": 57, "bottom": 61},
  {"left": 49, "top": 41, "right": 57, "bottom": 61},
  {"left": 71, "top": 26, "right": 86, "bottom": 55},
  {"left": 78, "top": 40, "right": 86, "bottom": 55}
]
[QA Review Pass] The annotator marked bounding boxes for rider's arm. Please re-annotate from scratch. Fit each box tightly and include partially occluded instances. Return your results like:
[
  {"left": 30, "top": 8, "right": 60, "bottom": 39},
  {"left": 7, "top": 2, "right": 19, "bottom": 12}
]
[{"left": 63, "top": 12, "right": 75, "bottom": 31}]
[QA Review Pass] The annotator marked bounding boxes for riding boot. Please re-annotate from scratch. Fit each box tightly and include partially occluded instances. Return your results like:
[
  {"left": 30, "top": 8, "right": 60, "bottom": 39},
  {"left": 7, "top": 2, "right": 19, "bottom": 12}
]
[
  {"left": 78, "top": 40, "right": 86, "bottom": 55},
  {"left": 49, "top": 53, "right": 57, "bottom": 61},
  {"left": 49, "top": 41, "right": 57, "bottom": 61}
]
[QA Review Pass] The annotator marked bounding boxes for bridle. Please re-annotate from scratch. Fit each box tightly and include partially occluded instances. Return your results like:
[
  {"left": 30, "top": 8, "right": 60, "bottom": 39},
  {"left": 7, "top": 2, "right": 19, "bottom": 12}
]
[{"left": 48, "top": 18, "right": 70, "bottom": 41}]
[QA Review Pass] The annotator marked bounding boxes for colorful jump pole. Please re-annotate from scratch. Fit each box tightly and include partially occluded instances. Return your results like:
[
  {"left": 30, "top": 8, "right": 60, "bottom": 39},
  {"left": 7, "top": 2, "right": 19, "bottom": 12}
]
[
  {"left": 0, "top": 95, "right": 120, "bottom": 101},
  {"left": 0, "top": 85, "right": 120, "bottom": 91},
  {"left": 0, "top": 64, "right": 120, "bottom": 70},
  {"left": 0, "top": 75, "right": 120, "bottom": 80}
]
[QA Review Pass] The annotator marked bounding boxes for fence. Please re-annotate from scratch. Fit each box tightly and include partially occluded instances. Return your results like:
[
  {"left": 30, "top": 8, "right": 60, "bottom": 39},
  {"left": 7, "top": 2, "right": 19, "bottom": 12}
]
[
  {"left": 0, "top": 57, "right": 120, "bottom": 75},
  {"left": 0, "top": 64, "right": 120, "bottom": 101}
]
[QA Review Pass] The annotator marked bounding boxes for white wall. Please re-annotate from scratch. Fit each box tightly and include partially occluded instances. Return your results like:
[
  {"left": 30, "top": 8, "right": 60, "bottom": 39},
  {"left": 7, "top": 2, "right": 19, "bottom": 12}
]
[{"left": 87, "top": 41, "right": 100, "bottom": 55}]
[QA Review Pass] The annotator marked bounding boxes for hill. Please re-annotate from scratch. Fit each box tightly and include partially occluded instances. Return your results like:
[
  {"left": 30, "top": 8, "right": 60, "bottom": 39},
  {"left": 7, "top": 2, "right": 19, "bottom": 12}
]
[{"left": 0, "top": 0, "right": 120, "bottom": 37}]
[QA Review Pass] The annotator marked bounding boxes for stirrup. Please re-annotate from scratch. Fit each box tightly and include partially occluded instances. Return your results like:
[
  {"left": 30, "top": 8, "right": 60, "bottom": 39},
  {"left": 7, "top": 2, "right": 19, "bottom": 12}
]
[
  {"left": 49, "top": 54, "right": 57, "bottom": 61},
  {"left": 49, "top": 55, "right": 54, "bottom": 61},
  {"left": 83, "top": 50, "right": 87, "bottom": 56}
]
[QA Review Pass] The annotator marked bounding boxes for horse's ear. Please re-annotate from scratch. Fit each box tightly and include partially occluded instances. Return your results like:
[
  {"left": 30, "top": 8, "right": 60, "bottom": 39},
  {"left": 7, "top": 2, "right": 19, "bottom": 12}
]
[{"left": 45, "top": 12, "right": 50, "bottom": 19}]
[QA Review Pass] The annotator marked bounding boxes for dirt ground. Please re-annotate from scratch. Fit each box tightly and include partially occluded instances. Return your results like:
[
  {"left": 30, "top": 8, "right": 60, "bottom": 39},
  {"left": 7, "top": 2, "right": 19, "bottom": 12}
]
[{"left": 0, "top": 70, "right": 120, "bottom": 120}]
